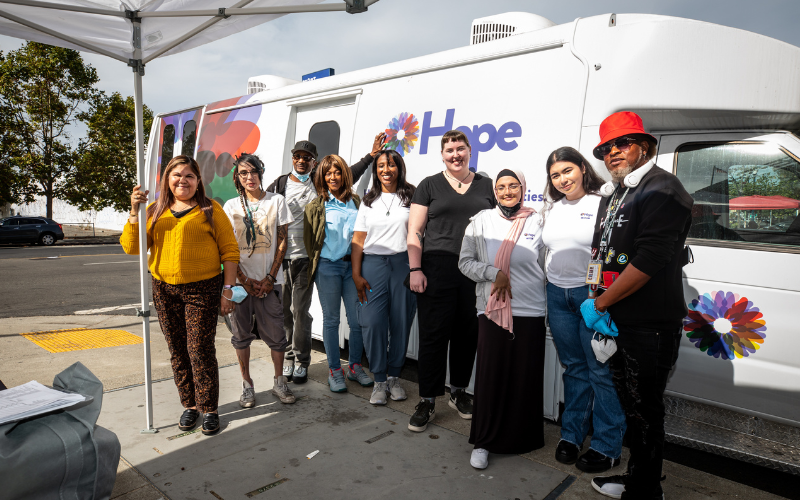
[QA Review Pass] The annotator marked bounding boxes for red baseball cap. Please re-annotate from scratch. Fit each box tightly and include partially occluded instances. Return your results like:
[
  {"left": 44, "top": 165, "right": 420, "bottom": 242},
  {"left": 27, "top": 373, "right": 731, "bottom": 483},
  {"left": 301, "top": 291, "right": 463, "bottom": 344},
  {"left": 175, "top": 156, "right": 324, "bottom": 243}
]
[{"left": 593, "top": 111, "right": 657, "bottom": 159}]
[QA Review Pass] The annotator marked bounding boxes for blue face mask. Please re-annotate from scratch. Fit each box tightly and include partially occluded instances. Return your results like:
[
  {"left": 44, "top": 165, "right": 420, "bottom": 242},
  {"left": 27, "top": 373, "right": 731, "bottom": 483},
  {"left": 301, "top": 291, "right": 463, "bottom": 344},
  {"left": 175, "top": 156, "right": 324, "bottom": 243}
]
[
  {"left": 293, "top": 168, "right": 310, "bottom": 183},
  {"left": 225, "top": 286, "right": 248, "bottom": 304}
]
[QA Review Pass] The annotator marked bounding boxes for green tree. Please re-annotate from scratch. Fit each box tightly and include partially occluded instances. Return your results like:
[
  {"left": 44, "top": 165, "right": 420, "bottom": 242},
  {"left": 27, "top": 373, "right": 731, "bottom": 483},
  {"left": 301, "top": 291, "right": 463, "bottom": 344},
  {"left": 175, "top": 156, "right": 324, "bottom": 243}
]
[
  {"left": 66, "top": 92, "right": 153, "bottom": 213},
  {"left": 0, "top": 42, "right": 100, "bottom": 218}
]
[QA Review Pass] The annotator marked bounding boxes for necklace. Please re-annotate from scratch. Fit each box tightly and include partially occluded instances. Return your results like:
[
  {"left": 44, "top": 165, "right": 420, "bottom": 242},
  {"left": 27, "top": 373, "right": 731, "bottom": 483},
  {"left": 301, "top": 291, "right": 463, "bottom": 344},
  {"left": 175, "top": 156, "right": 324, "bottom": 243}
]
[
  {"left": 246, "top": 189, "right": 264, "bottom": 204},
  {"left": 379, "top": 193, "right": 396, "bottom": 216},
  {"left": 172, "top": 200, "right": 194, "bottom": 211},
  {"left": 444, "top": 169, "right": 472, "bottom": 188}
]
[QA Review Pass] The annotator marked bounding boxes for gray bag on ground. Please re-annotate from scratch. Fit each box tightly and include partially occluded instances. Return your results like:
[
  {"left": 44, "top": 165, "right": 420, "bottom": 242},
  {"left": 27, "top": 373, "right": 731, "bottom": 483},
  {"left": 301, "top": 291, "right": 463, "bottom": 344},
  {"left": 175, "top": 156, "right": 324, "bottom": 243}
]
[{"left": 0, "top": 361, "right": 121, "bottom": 500}]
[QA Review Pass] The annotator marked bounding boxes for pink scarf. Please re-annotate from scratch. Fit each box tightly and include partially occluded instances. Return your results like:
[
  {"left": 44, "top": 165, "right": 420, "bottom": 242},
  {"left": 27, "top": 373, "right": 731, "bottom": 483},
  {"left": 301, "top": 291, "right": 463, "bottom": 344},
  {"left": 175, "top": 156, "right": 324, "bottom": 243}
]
[{"left": 484, "top": 169, "right": 536, "bottom": 334}]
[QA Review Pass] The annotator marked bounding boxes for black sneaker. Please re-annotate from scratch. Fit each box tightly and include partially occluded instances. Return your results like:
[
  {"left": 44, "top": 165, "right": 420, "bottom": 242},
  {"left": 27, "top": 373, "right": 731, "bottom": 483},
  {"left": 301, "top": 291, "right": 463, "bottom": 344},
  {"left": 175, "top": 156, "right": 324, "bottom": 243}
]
[
  {"left": 555, "top": 440, "right": 580, "bottom": 465},
  {"left": 576, "top": 449, "right": 620, "bottom": 473},
  {"left": 408, "top": 399, "right": 436, "bottom": 432},
  {"left": 591, "top": 474, "right": 626, "bottom": 499},
  {"left": 448, "top": 389, "right": 472, "bottom": 419},
  {"left": 178, "top": 408, "right": 200, "bottom": 431},
  {"left": 202, "top": 413, "right": 221, "bottom": 436}
]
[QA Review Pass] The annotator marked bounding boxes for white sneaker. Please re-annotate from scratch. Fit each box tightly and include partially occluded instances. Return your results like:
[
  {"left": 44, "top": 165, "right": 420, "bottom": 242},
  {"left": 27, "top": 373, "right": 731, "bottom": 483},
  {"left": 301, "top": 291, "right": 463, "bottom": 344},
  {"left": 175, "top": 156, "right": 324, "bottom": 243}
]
[
  {"left": 272, "top": 375, "right": 296, "bottom": 404},
  {"left": 239, "top": 380, "right": 255, "bottom": 408},
  {"left": 387, "top": 376, "right": 407, "bottom": 401},
  {"left": 370, "top": 381, "right": 388, "bottom": 405},
  {"left": 470, "top": 448, "right": 489, "bottom": 469}
]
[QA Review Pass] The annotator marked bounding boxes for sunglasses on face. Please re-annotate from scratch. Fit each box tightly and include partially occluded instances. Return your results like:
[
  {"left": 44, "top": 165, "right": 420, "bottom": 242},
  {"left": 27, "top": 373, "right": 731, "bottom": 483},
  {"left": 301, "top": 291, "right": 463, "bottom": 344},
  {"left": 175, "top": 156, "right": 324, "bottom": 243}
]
[
  {"left": 292, "top": 154, "right": 314, "bottom": 162},
  {"left": 596, "top": 137, "right": 639, "bottom": 157}
]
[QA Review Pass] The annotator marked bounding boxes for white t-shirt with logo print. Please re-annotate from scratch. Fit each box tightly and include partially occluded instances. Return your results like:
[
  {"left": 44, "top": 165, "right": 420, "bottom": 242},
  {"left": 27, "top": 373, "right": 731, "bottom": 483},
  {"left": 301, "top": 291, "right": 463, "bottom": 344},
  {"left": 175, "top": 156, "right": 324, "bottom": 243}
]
[
  {"left": 541, "top": 193, "right": 602, "bottom": 288},
  {"left": 223, "top": 192, "right": 292, "bottom": 284}
]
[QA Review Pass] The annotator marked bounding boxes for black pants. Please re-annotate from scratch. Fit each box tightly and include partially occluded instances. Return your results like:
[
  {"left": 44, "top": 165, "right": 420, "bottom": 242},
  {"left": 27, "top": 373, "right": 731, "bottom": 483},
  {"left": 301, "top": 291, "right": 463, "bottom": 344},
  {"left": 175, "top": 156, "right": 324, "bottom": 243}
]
[
  {"left": 416, "top": 253, "right": 479, "bottom": 398},
  {"left": 609, "top": 326, "right": 681, "bottom": 499}
]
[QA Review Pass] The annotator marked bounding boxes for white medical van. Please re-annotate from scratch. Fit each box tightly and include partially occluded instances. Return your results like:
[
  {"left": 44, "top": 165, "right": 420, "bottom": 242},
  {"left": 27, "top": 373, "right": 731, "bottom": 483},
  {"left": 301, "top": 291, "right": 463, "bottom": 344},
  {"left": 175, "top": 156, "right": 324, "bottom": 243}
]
[{"left": 146, "top": 12, "right": 800, "bottom": 474}]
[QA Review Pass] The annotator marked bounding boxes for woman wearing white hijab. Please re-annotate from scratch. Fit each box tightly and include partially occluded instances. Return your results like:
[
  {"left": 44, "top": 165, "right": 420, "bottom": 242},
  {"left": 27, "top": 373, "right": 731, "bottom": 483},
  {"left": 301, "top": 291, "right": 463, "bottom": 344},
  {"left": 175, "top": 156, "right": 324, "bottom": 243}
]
[{"left": 458, "top": 169, "right": 547, "bottom": 470}]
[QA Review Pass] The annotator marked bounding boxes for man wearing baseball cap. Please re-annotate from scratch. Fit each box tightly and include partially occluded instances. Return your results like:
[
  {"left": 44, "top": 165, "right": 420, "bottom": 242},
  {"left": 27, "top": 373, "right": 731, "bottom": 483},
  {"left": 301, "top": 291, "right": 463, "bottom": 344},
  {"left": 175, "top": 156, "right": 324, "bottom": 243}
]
[
  {"left": 267, "top": 134, "right": 388, "bottom": 385},
  {"left": 580, "top": 111, "right": 693, "bottom": 499}
]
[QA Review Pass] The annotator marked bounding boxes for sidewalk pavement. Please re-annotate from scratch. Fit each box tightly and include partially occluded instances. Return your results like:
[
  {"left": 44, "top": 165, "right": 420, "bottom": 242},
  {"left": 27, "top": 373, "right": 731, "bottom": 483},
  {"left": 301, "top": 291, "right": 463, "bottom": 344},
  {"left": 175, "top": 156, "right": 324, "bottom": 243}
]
[{"left": 0, "top": 315, "right": 788, "bottom": 500}]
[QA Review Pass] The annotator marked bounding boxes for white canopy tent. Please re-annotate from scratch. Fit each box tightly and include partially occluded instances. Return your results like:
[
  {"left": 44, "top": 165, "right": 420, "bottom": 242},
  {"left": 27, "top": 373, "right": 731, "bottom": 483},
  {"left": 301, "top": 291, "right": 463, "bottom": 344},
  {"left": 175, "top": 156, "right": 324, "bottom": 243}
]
[{"left": 0, "top": 0, "right": 377, "bottom": 433}]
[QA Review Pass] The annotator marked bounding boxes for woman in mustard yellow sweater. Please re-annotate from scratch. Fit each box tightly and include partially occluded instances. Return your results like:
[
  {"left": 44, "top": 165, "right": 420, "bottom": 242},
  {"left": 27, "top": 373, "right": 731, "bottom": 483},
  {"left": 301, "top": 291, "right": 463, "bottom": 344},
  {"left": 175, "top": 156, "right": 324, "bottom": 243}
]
[{"left": 122, "top": 155, "right": 239, "bottom": 436}]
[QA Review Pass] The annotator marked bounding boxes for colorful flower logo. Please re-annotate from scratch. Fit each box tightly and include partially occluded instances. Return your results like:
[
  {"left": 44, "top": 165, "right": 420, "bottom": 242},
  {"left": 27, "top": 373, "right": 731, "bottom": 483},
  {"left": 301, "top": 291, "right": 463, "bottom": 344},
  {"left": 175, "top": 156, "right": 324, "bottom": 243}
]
[
  {"left": 385, "top": 112, "right": 419, "bottom": 156},
  {"left": 683, "top": 291, "right": 766, "bottom": 360}
]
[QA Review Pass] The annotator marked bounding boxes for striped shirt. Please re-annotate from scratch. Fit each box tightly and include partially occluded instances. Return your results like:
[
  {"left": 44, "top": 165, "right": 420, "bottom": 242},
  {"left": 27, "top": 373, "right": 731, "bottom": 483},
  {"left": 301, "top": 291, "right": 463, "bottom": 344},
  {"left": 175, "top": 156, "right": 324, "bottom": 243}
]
[{"left": 285, "top": 177, "right": 316, "bottom": 259}]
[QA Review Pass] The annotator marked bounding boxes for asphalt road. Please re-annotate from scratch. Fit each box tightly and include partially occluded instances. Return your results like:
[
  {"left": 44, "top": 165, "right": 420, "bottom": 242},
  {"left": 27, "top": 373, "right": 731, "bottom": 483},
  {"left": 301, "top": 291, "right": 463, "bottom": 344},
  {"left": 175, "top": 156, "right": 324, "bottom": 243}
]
[{"left": 0, "top": 244, "right": 146, "bottom": 318}]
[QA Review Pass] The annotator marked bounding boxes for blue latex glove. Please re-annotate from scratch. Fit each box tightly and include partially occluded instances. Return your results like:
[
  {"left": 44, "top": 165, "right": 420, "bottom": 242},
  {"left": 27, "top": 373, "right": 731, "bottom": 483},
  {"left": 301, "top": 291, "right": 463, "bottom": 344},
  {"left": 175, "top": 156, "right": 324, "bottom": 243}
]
[
  {"left": 592, "top": 315, "right": 619, "bottom": 337},
  {"left": 580, "top": 299, "right": 620, "bottom": 337}
]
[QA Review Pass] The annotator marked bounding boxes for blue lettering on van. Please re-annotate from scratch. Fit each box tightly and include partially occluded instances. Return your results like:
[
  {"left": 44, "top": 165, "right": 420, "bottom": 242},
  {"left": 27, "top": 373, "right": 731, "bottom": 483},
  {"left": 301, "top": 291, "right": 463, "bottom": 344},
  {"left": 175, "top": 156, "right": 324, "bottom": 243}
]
[
  {"left": 524, "top": 190, "right": 544, "bottom": 203},
  {"left": 419, "top": 109, "right": 522, "bottom": 171}
]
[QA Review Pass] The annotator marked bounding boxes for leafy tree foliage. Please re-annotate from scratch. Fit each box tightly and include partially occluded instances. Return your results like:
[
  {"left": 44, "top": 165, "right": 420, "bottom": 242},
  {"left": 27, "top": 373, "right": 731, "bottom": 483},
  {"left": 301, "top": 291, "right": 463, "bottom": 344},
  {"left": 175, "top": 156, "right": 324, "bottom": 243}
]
[
  {"left": 66, "top": 92, "right": 153, "bottom": 213},
  {"left": 0, "top": 42, "right": 101, "bottom": 218}
]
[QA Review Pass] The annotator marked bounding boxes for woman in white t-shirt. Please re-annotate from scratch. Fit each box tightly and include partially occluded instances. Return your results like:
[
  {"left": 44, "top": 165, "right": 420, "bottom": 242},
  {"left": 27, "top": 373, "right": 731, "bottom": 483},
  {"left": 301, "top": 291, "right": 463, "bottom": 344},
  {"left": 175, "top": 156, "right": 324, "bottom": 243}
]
[
  {"left": 351, "top": 150, "right": 417, "bottom": 406},
  {"left": 457, "top": 169, "right": 546, "bottom": 470},
  {"left": 541, "top": 146, "right": 626, "bottom": 474}
]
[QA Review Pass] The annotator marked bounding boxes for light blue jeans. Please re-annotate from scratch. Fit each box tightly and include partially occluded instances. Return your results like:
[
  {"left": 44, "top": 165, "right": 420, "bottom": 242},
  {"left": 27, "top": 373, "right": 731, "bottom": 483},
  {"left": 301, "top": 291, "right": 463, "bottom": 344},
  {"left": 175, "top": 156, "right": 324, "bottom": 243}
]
[
  {"left": 315, "top": 258, "right": 364, "bottom": 371},
  {"left": 547, "top": 282, "right": 626, "bottom": 459}
]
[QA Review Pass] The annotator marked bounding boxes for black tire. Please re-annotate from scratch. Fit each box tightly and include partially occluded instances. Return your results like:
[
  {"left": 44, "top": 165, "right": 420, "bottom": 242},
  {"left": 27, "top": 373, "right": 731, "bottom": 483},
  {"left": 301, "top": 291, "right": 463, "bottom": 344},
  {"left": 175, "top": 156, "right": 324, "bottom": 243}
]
[{"left": 39, "top": 233, "right": 56, "bottom": 246}]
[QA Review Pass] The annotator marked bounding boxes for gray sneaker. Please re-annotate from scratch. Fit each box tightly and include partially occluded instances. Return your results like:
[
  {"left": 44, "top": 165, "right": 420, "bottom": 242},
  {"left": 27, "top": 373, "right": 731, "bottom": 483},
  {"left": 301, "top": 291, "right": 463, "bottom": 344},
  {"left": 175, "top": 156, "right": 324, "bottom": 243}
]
[
  {"left": 370, "top": 381, "right": 389, "bottom": 405},
  {"left": 387, "top": 376, "right": 407, "bottom": 401},
  {"left": 328, "top": 368, "right": 347, "bottom": 393},
  {"left": 347, "top": 363, "right": 374, "bottom": 387},
  {"left": 282, "top": 363, "right": 294, "bottom": 382},
  {"left": 239, "top": 380, "right": 255, "bottom": 408},
  {"left": 272, "top": 375, "right": 296, "bottom": 404},
  {"left": 293, "top": 365, "right": 308, "bottom": 384}
]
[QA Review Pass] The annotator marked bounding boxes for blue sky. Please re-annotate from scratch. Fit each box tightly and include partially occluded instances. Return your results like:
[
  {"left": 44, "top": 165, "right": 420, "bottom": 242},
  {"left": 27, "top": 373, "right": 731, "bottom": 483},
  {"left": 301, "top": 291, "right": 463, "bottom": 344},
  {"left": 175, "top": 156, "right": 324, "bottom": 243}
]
[{"left": 1, "top": 0, "right": 798, "bottom": 115}]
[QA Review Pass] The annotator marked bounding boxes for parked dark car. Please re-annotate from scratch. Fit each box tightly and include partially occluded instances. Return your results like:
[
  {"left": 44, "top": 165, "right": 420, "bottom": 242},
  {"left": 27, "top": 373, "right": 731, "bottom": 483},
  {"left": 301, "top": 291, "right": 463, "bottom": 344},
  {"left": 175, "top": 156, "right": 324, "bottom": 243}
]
[{"left": 0, "top": 216, "right": 65, "bottom": 246}]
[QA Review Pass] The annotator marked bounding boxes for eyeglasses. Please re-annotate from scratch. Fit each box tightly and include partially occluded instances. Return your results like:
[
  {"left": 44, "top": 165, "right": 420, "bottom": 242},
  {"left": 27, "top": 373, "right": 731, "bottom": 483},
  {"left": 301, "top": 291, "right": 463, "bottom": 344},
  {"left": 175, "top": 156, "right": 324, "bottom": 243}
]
[
  {"left": 495, "top": 183, "right": 521, "bottom": 194},
  {"left": 238, "top": 170, "right": 259, "bottom": 179},
  {"left": 292, "top": 154, "right": 314, "bottom": 162},
  {"left": 596, "top": 137, "right": 639, "bottom": 157}
]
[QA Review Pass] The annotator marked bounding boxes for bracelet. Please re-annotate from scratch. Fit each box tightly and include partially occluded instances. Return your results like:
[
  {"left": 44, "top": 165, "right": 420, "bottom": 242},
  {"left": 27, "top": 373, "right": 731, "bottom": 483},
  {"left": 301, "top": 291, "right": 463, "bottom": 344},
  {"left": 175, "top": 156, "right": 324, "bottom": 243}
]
[
  {"left": 223, "top": 285, "right": 233, "bottom": 290},
  {"left": 265, "top": 274, "right": 276, "bottom": 283},
  {"left": 409, "top": 268, "right": 422, "bottom": 273},
  {"left": 593, "top": 301, "right": 606, "bottom": 316}
]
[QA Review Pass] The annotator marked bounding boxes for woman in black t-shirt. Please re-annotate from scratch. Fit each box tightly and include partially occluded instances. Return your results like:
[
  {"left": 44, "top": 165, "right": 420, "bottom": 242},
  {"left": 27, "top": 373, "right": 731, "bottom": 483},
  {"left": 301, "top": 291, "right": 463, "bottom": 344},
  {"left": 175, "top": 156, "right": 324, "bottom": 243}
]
[{"left": 406, "top": 130, "right": 495, "bottom": 432}]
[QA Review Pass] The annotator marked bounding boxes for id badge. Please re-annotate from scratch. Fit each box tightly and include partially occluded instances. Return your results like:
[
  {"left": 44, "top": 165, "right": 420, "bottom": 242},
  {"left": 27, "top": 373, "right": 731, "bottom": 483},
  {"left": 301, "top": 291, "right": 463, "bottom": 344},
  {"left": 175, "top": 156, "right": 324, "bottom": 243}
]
[{"left": 586, "top": 260, "right": 602, "bottom": 285}]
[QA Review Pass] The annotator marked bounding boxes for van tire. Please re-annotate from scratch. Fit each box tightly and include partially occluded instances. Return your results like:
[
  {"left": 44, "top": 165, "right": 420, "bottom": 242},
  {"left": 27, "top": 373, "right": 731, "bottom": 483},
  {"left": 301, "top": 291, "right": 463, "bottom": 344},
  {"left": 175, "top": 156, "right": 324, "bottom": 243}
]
[{"left": 39, "top": 233, "right": 56, "bottom": 246}]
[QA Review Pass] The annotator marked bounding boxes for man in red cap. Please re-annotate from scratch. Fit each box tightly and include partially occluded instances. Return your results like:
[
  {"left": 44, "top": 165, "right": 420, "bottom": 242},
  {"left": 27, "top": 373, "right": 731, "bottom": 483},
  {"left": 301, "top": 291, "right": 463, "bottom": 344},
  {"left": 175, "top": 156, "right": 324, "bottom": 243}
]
[{"left": 580, "top": 111, "right": 693, "bottom": 499}]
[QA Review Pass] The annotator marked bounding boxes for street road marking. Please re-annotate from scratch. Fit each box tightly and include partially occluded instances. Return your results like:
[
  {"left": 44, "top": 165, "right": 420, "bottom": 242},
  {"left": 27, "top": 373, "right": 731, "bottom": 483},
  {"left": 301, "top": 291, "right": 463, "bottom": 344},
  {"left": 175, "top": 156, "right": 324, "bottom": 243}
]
[
  {"left": 83, "top": 260, "right": 138, "bottom": 265},
  {"left": 245, "top": 478, "right": 289, "bottom": 497},
  {"left": 74, "top": 303, "right": 152, "bottom": 315},
  {"left": 20, "top": 327, "right": 143, "bottom": 353}
]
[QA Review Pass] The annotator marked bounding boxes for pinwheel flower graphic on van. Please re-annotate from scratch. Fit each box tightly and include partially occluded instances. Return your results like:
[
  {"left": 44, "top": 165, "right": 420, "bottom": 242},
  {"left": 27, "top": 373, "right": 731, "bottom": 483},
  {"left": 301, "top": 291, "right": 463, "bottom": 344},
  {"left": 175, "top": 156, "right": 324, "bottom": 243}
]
[
  {"left": 385, "top": 112, "right": 420, "bottom": 156},
  {"left": 683, "top": 291, "right": 766, "bottom": 360}
]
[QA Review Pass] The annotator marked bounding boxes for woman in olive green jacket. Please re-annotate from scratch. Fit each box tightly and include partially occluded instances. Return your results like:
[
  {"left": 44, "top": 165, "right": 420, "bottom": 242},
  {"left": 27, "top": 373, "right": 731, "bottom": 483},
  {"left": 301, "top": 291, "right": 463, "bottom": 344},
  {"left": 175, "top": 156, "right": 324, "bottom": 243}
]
[{"left": 303, "top": 154, "right": 367, "bottom": 392}]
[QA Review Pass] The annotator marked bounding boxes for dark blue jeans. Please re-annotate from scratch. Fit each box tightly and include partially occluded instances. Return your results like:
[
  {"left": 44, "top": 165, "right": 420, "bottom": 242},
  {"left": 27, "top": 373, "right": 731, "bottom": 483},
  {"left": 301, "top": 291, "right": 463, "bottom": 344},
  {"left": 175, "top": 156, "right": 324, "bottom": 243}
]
[
  {"left": 611, "top": 326, "right": 682, "bottom": 499},
  {"left": 547, "top": 283, "right": 626, "bottom": 459},
  {"left": 357, "top": 252, "right": 416, "bottom": 382},
  {"left": 315, "top": 258, "right": 364, "bottom": 371}
]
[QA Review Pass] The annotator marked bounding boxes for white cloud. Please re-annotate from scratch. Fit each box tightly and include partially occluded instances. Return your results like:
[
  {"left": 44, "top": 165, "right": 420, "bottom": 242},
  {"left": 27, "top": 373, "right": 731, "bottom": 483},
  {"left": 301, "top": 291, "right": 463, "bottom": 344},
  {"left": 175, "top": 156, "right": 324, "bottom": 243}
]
[{"left": 1, "top": 0, "right": 798, "bottom": 115}]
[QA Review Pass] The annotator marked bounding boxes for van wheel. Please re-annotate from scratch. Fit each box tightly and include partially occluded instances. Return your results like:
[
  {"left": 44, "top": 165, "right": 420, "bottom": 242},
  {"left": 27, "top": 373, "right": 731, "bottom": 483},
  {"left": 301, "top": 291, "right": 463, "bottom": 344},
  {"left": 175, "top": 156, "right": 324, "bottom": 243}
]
[{"left": 39, "top": 233, "right": 56, "bottom": 246}]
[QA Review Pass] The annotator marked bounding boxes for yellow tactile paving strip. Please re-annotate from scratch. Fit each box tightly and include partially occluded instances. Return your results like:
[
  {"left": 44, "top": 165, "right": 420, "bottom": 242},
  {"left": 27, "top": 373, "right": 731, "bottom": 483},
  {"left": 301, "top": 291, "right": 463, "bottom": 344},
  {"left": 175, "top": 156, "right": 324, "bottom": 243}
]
[{"left": 20, "top": 328, "right": 143, "bottom": 353}]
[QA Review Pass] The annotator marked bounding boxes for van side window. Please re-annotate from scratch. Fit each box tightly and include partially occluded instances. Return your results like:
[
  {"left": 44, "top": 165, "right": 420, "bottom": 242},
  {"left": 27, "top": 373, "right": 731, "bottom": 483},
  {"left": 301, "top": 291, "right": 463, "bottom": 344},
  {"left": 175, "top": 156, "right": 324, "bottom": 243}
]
[
  {"left": 675, "top": 142, "right": 800, "bottom": 248},
  {"left": 309, "top": 121, "right": 340, "bottom": 158},
  {"left": 182, "top": 120, "right": 197, "bottom": 158},
  {"left": 161, "top": 124, "right": 175, "bottom": 177}
]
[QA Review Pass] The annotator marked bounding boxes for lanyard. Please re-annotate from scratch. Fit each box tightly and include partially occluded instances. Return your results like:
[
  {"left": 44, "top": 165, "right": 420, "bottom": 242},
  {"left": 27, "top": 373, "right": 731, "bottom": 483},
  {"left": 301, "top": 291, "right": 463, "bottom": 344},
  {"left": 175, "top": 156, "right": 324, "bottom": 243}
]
[{"left": 599, "top": 186, "right": 629, "bottom": 252}]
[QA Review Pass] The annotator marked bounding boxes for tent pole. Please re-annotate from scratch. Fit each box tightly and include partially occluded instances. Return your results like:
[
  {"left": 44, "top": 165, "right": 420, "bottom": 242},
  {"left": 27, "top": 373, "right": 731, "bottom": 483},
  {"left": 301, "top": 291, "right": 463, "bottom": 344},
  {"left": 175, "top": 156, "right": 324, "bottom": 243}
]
[{"left": 133, "top": 61, "right": 156, "bottom": 435}]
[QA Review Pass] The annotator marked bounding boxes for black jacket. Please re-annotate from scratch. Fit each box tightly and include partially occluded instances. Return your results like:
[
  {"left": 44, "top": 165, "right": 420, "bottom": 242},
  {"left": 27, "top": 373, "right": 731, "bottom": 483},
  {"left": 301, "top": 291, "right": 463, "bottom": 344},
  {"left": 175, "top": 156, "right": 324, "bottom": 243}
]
[
  {"left": 266, "top": 153, "right": 374, "bottom": 196},
  {"left": 592, "top": 165, "right": 693, "bottom": 332}
]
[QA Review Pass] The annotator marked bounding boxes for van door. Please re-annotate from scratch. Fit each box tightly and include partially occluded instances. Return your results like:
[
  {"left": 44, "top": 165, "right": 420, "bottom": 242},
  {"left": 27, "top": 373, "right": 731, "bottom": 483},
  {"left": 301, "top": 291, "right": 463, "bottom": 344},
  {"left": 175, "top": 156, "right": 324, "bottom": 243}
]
[
  {"left": 656, "top": 131, "right": 800, "bottom": 425},
  {"left": 291, "top": 95, "right": 360, "bottom": 346}
]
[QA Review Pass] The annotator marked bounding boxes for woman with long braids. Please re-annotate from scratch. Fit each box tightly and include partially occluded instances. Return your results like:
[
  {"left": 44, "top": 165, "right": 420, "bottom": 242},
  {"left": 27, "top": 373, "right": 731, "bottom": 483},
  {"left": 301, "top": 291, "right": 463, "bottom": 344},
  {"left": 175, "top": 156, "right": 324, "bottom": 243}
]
[
  {"left": 223, "top": 153, "right": 296, "bottom": 408},
  {"left": 122, "top": 155, "right": 239, "bottom": 436},
  {"left": 541, "top": 146, "right": 626, "bottom": 473},
  {"left": 351, "top": 149, "right": 417, "bottom": 405}
]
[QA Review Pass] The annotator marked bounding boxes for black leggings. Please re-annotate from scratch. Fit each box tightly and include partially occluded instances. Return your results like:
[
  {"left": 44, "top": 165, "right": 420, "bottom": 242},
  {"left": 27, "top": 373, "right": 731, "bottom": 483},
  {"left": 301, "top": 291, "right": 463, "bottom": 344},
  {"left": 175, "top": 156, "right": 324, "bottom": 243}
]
[{"left": 416, "top": 253, "right": 479, "bottom": 398}]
